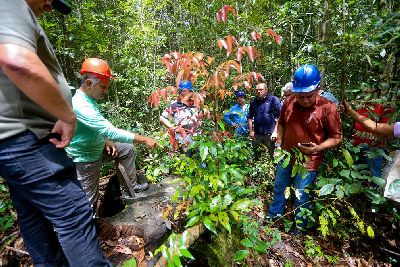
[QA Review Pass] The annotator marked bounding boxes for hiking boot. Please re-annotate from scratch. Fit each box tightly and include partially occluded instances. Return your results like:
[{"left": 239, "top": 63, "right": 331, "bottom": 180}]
[{"left": 134, "top": 182, "right": 149, "bottom": 192}]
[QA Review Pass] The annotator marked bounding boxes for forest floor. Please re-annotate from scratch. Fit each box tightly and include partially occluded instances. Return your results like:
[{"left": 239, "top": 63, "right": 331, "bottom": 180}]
[{"left": 1, "top": 175, "right": 399, "bottom": 267}]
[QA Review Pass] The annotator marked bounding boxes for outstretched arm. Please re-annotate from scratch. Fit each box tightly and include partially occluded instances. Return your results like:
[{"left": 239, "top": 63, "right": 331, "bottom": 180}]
[{"left": 344, "top": 101, "right": 394, "bottom": 138}]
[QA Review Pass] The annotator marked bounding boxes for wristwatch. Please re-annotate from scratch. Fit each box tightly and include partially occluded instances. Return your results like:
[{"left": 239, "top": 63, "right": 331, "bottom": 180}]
[{"left": 275, "top": 143, "right": 282, "bottom": 148}]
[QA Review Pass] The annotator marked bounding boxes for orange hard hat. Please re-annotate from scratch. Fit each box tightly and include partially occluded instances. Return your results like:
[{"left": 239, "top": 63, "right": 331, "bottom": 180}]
[{"left": 80, "top": 58, "right": 113, "bottom": 80}]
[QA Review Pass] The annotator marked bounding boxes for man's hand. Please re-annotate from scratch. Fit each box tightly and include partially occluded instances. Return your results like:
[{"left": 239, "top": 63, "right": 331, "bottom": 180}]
[
  {"left": 143, "top": 136, "right": 157, "bottom": 149},
  {"left": 249, "top": 130, "right": 255, "bottom": 139},
  {"left": 271, "top": 131, "right": 277, "bottom": 141},
  {"left": 233, "top": 123, "right": 239, "bottom": 129},
  {"left": 49, "top": 119, "right": 76, "bottom": 148},
  {"left": 105, "top": 139, "right": 118, "bottom": 158},
  {"left": 298, "top": 142, "right": 320, "bottom": 155}
]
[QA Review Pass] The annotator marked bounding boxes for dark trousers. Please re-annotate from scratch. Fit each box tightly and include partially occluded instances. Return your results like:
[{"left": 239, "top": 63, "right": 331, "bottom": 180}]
[
  {"left": 0, "top": 131, "right": 111, "bottom": 267},
  {"left": 252, "top": 133, "right": 275, "bottom": 159}
]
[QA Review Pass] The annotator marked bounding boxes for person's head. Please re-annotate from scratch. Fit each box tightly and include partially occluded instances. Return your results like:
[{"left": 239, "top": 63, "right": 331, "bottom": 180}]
[
  {"left": 178, "top": 80, "right": 194, "bottom": 97},
  {"left": 255, "top": 83, "right": 268, "bottom": 99},
  {"left": 235, "top": 90, "right": 246, "bottom": 105},
  {"left": 26, "top": 0, "right": 71, "bottom": 17},
  {"left": 79, "top": 58, "right": 113, "bottom": 100},
  {"left": 281, "top": 82, "right": 293, "bottom": 97},
  {"left": 292, "top": 64, "right": 321, "bottom": 108}
]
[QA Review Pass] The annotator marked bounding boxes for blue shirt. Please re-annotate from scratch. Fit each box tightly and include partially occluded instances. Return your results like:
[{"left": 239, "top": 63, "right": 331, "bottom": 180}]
[
  {"left": 223, "top": 103, "right": 249, "bottom": 135},
  {"left": 247, "top": 94, "right": 281, "bottom": 135}
]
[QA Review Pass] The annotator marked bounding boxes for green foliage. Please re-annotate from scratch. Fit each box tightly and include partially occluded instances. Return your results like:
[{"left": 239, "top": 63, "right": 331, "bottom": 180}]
[
  {"left": 122, "top": 258, "right": 137, "bottom": 267},
  {"left": 171, "top": 137, "right": 258, "bottom": 235},
  {"left": 304, "top": 236, "right": 339, "bottom": 264},
  {"left": 311, "top": 143, "right": 389, "bottom": 237},
  {"left": 0, "top": 179, "right": 15, "bottom": 232},
  {"left": 153, "top": 231, "right": 195, "bottom": 267}
]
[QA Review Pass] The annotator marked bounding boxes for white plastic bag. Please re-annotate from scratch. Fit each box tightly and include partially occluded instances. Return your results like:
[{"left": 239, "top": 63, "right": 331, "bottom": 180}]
[{"left": 383, "top": 150, "right": 400, "bottom": 203}]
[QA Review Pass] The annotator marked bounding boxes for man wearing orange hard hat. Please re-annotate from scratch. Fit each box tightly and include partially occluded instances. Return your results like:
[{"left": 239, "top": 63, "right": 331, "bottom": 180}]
[{"left": 66, "top": 58, "right": 157, "bottom": 211}]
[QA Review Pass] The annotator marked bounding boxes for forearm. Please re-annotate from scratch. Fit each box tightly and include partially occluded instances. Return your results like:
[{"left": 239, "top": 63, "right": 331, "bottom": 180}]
[
  {"left": 276, "top": 123, "right": 284, "bottom": 144},
  {"left": 318, "top": 137, "right": 342, "bottom": 151},
  {"left": 160, "top": 116, "right": 174, "bottom": 129},
  {"left": 348, "top": 108, "right": 377, "bottom": 133},
  {"left": 247, "top": 119, "right": 253, "bottom": 132},
  {"left": 0, "top": 44, "right": 75, "bottom": 124},
  {"left": 348, "top": 108, "right": 393, "bottom": 137}
]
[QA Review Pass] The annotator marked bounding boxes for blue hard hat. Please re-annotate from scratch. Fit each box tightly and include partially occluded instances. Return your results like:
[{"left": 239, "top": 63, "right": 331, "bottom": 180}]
[
  {"left": 178, "top": 80, "right": 194, "bottom": 92},
  {"left": 292, "top": 64, "right": 321, "bottom": 93},
  {"left": 235, "top": 90, "right": 246, "bottom": 98}
]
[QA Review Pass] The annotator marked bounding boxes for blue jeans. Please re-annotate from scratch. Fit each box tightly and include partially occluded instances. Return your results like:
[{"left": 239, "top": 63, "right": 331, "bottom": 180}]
[
  {"left": 0, "top": 131, "right": 111, "bottom": 267},
  {"left": 268, "top": 162, "right": 317, "bottom": 228},
  {"left": 358, "top": 146, "right": 384, "bottom": 177}
]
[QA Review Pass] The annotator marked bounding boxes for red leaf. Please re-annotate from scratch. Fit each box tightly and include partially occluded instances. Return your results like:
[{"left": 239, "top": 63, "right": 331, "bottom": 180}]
[
  {"left": 266, "top": 28, "right": 281, "bottom": 45},
  {"left": 192, "top": 93, "right": 201, "bottom": 108},
  {"left": 171, "top": 52, "right": 182, "bottom": 60},
  {"left": 216, "top": 5, "right": 237, "bottom": 23},
  {"left": 216, "top": 10, "right": 223, "bottom": 22},
  {"left": 251, "top": 31, "right": 261, "bottom": 41},
  {"left": 168, "top": 128, "right": 176, "bottom": 146},
  {"left": 159, "top": 88, "right": 167, "bottom": 102},
  {"left": 161, "top": 54, "right": 171, "bottom": 65},
  {"left": 165, "top": 86, "right": 177, "bottom": 96},
  {"left": 243, "top": 81, "right": 251, "bottom": 90},
  {"left": 236, "top": 47, "right": 244, "bottom": 61},
  {"left": 176, "top": 71, "right": 184, "bottom": 89},
  {"left": 217, "top": 39, "right": 229, "bottom": 51},
  {"left": 244, "top": 46, "right": 259, "bottom": 61},
  {"left": 177, "top": 127, "right": 187, "bottom": 141},
  {"left": 213, "top": 71, "right": 220, "bottom": 89},
  {"left": 147, "top": 91, "right": 160, "bottom": 108}
]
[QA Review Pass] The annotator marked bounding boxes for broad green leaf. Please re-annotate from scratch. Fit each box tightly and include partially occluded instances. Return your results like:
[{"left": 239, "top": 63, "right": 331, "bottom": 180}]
[
  {"left": 367, "top": 226, "right": 375, "bottom": 238},
  {"left": 240, "top": 238, "right": 253, "bottom": 248},
  {"left": 189, "top": 184, "right": 205, "bottom": 198},
  {"left": 343, "top": 183, "right": 360, "bottom": 196},
  {"left": 274, "top": 151, "right": 286, "bottom": 164},
  {"left": 254, "top": 240, "right": 268, "bottom": 254},
  {"left": 186, "top": 216, "right": 200, "bottom": 227},
  {"left": 217, "top": 120, "right": 226, "bottom": 131},
  {"left": 335, "top": 185, "right": 344, "bottom": 198},
  {"left": 333, "top": 158, "right": 338, "bottom": 167},
  {"left": 210, "top": 145, "right": 217, "bottom": 156},
  {"left": 233, "top": 250, "right": 249, "bottom": 261},
  {"left": 231, "top": 199, "right": 253, "bottom": 211},
  {"left": 200, "top": 145, "right": 209, "bottom": 161},
  {"left": 343, "top": 149, "right": 353, "bottom": 167},
  {"left": 319, "top": 184, "right": 335, "bottom": 196},
  {"left": 282, "top": 157, "right": 290, "bottom": 168},
  {"left": 218, "top": 211, "right": 231, "bottom": 233},
  {"left": 370, "top": 176, "right": 385, "bottom": 187},
  {"left": 209, "top": 213, "right": 218, "bottom": 222},
  {"left": 179, "top": 247, "right": 195, "bottom": 260},
  {"left": 339, "top": 170, "right": 351, "bottom": 179},
  {"left": 210, "top": 195, "right": 222, "bottom": 213},
  {"left": 203, "top": 216, "right": 217, "bottom": 235},
  {"left": 222, "top": 194, "right": 233, "bottom": 208},
  {"left": 291, "top": 164, "right": 298, "bottom": 178},
  {"left": 122, "top": 258, "right": 137, "bottom": 267},
  {"left": 173, "top": 255, "right": 182, "bottom": 267},
  {"left": 230, "top": 210, "right": 240, "bottom": 221}
]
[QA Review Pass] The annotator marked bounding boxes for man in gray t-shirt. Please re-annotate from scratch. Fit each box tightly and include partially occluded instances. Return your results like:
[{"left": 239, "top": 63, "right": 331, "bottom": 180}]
[{"left": 0, "top": 1, "right": 111, "bottom": 266}]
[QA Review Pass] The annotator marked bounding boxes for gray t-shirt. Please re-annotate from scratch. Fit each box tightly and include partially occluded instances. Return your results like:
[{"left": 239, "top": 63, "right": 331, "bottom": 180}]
[{"left": 0, "top": 0, "right": 72, "bottom": 140}]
